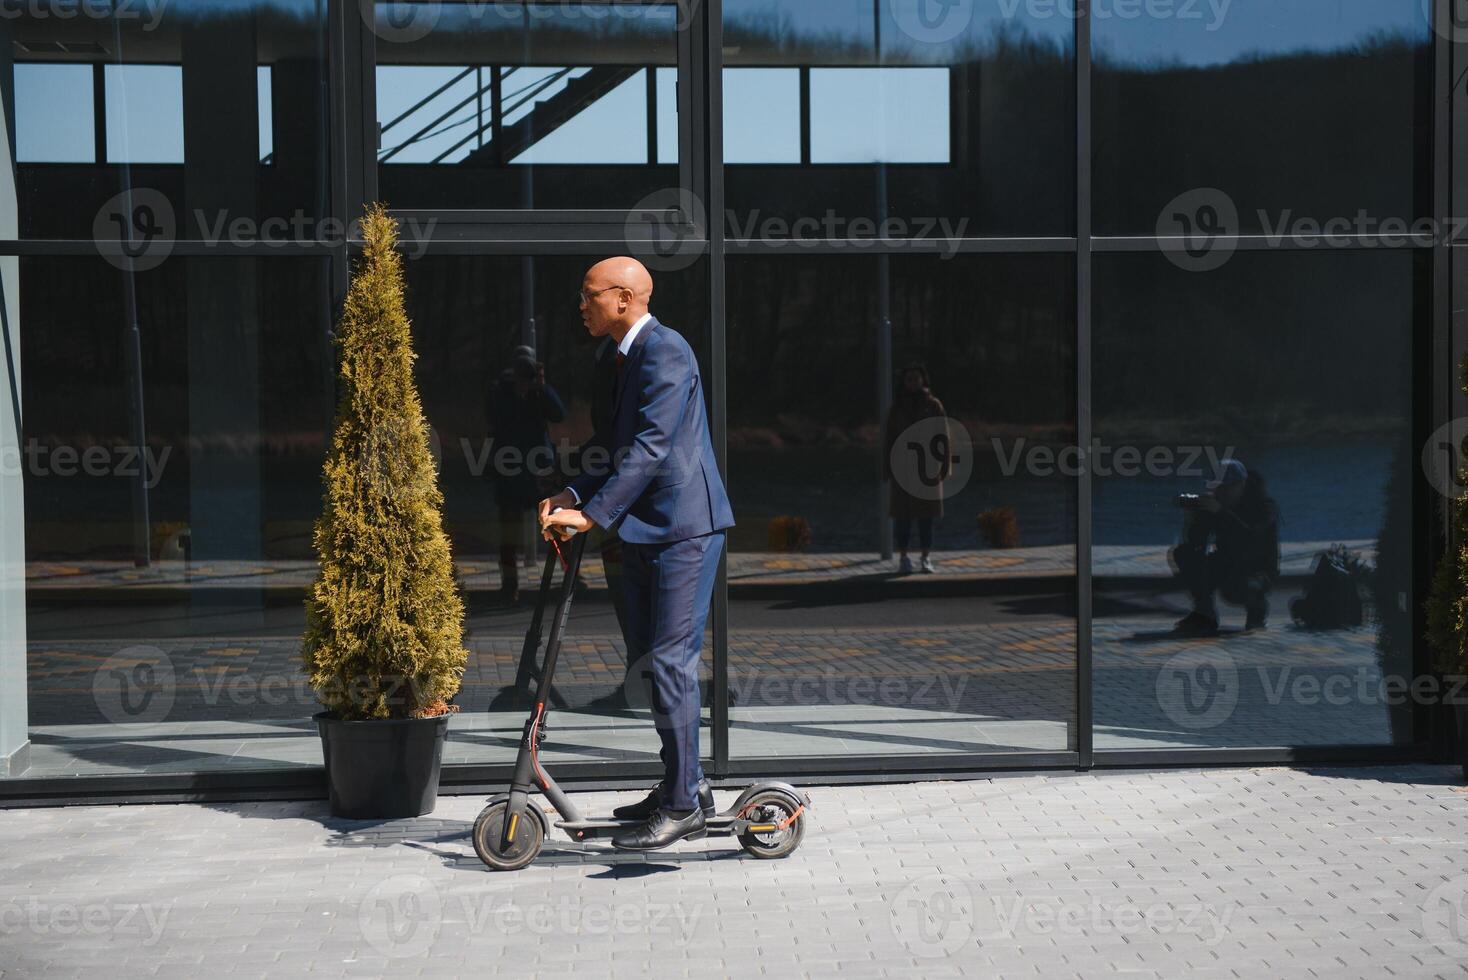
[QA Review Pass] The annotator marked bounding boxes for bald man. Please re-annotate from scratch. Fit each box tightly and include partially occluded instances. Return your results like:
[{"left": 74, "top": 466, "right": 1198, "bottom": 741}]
[{"left": 540, "top": 257, "right": 734, "bottom": 850}]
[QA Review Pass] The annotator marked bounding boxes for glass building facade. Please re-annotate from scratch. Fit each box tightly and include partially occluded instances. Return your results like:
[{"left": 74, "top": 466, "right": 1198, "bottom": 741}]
[{"left": 0, "top": 0, "right": 1456, "bottom": 802}]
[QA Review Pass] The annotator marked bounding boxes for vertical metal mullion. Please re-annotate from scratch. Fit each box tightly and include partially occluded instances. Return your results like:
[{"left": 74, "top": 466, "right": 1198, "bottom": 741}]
[
  {"left": 1075, "top": 0, "right": 1093, "bottom": 770},
  {"left": 93, "top": 63, "right": 107, "bottom": 166},
  {"left": 327, "top": 0, "right": 351, "bottom": 303},
  {"left": 359, "top": 5, "right": 377, "bottom": 206},
  {"left": 798, "top": 66, "right": 810, "bottom": 165},
  {"left": 645, "top": 65, "right": 658, "bottom": 165},
  {"left": 700, "top": 0, "right": 730, "bottom": 778},
  {"left": 1429, "top": 0, "right": 1455, "bottom": 757},
  {"left": 491, "top": 64, "right": 503, "bottom": 166},
  {"left": 677, "top": 9, "right": 695, "bottom": 222}
]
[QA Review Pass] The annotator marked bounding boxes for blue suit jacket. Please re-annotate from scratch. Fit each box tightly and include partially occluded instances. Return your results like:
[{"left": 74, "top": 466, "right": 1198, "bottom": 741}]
[{"left": 572, "top": 317, "right": 735, "bottom": 545}]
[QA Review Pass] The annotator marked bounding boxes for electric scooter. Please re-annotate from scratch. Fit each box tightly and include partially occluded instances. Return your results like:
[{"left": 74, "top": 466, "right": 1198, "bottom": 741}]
[{"left": 472, "top": 530, "right": 809, "bottom": 871}]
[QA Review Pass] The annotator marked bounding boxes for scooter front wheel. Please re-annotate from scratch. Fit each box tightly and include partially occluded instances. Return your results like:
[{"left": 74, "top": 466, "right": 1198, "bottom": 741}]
[{"left": 473, "top": 801, "right": 545, "bottom": 871}]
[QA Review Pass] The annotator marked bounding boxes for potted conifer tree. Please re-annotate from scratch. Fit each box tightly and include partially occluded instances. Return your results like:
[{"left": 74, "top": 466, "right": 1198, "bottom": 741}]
[
  {"left": 1426, "top": 356, "right": 1468, "bottom": 781},
  {"left": 303, "top": 203, "right": 468, "bottom": 818}
]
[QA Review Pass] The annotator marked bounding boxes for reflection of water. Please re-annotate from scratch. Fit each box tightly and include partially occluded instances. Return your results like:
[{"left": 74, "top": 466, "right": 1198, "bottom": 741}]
[
  {"left": 1094, "top": 437, "right": 1395, "bottom": 546},
  {"left": 726, "top": 436, "right": 1396, "bottom": 553}
]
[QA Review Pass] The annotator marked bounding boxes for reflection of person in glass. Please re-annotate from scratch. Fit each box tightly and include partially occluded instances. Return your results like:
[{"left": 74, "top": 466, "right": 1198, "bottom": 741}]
[
  {"left": 1169, "top": 458, "right": 1280, "bottom": 635},
  {"left": 883, "top": 362, "right": 948, "bottom": 574},
  {"left": 580, "top": 331, "right": 640, "bottom": 710},
  {"left": 487, "top": 346, "right": 565, "bottom": 605}
]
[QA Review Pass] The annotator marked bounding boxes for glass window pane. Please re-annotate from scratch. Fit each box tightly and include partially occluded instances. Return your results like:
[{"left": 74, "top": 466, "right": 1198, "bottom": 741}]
[
  {"left": 15, "top": 64, "right": 93, "bottom": 163},
  {"left": 1092, "top": 249, "right": 1419, "bottom": 748},
  {"left": 3, "top": 0, "right": 330, "bottom": 240},
  {"left": 395, "top": 254, "right": 710, "bottom": 769},
  {"left": 507, "top": 68, "right": 648, "bottom": 165},
  {"left": 726, "top": 254, "right": 1077, "bottom": 760},
  {"left": 257, "top": 66, "right": 272, "bottom": 163},
  {"left": 373, "top": 1, "right": 677, "bottom": 209},
  {"left": 1094, "top": 0, "right": 1432, "bottom": 235},
  {"left": 105, "top": 65, "right": 184, "bottom": 164},
  {"left": 809, "top": 68, "right": 949, "bottom": 164},
  {"left": 656, "top": 66, "right": 678, "bottom": 164},
  {"left": 723, "top": 0, "right": 1074, "bottom": 238},
  {"left": 377, "top": 66, "right": 487, "bottom": 164},
  {"left": 18, "top": 255, "right": 334, "bottom": 776},
  {"left": 724, "top": 68, "right": 799, "bottom": 163}
]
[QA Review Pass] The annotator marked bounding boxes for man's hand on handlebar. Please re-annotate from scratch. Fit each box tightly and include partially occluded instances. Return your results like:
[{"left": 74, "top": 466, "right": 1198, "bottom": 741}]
[
  {"left": 540, "top": 499, "right": 594, "bottom": 542},
  {"left": 538, "top": 490, "right": 575, "bottom": 528}
]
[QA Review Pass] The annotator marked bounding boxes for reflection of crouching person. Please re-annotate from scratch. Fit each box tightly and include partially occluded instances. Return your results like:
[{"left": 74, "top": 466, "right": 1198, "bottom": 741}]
[{"left": 1170, "top": 459, "right": 1280, "bottom": 635}]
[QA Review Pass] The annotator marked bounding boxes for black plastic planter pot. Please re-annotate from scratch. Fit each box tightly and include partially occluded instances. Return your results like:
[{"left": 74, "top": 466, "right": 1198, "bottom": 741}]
[{"left": 315, "top": 711, "right": 451, "bottom": 819}]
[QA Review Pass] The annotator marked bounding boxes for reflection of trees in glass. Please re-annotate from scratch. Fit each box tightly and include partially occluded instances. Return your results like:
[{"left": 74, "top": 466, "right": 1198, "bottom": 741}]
[
  {"left": 1095, "top": 34, "right": 1427, "bottom": 235},
  {"left": 1095, "top": 252, "right": 1414, "bottom": 446},
  {"left": 724, "top": 256, "right": 1073, "bottom": 449}
]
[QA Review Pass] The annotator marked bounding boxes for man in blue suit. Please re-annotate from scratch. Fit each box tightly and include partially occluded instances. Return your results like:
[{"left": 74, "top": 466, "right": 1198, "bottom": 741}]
[{"left": 540, "top": 256, "right": 734, "bottom": 850}]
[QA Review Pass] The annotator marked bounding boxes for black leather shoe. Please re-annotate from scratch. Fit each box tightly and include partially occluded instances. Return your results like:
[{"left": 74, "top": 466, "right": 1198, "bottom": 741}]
[
  {"left": 612, "top": 780, "right": 715, "bottom": 821},
  {"left": 611, "top": 807, "right": 707, "bottom": 851}
]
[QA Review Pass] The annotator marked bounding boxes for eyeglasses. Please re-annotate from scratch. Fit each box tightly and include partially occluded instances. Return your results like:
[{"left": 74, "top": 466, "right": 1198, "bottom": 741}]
[{"left": 578, "top": 284, "right": 628, "bottom": 305}]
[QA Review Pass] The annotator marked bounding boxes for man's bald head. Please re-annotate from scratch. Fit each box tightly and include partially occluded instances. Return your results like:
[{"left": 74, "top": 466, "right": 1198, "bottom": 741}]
[{"left": 579, "top": 256, "right": 654, "bottom": 340}]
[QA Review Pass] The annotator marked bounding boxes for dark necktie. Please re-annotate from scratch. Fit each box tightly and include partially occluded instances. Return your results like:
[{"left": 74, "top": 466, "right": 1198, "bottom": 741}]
[{"left": 615, "top": 352, "right": 626, "bottom": 373}]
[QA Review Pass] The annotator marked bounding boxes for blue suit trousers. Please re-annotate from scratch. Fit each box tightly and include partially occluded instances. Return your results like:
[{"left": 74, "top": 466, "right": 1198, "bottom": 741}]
[{"left": 620, "top": 530, "right": 724, "bottom": 811}]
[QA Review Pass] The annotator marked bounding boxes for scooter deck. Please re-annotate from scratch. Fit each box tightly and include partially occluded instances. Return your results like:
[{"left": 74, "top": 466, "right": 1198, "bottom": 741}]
[{"left": 554, "top": 811, "right": 786, "bottom": 840}]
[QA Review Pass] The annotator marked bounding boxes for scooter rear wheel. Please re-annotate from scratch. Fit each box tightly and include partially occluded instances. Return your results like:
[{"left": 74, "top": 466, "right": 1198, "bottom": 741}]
[
  {"left": 473, "top": 801, "right": 544, "bottom": 871},
  {"left": 736, "top": 790, "right": 805, "bottom": 860}
]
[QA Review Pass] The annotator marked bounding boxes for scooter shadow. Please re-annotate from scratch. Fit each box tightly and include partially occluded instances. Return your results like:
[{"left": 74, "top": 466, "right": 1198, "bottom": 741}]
[{"left": 322, "top": 817, "right": 748, "bottom": 876}]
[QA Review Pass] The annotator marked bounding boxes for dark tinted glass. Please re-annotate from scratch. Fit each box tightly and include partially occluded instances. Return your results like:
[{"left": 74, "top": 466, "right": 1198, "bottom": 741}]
[
  {"left": 374, "top": 1, "right": 679, "bottom": 210},
  {"left": 397, "top": 253, "right": 710, "bottom": 769},
  {"left": 2, "top": 1, "right": 330, "bottom": 242},
  {"left": 725, "top": 253, "right": 1078, "bottom": 759},
  {"left": 1094, "top": 0, "right": 1432, "bottom": 235},
  {"left": 1092, "top": 249, "right": 1420, "bottom": 748},
  {"left": 20, "top": 255, "right": 333, "bottom": 775},
  {"left": 722, "top": 0, "right": 1075, "bottom": 239}
]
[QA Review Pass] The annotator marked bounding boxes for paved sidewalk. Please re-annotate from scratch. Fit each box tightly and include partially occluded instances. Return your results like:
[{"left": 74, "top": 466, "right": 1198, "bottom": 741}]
[
  {"left": 21, "top": 538, "right": 1368, "bottom": 594},
  {"left": 2, "top": 765, "right": 1467, "bottom": 978}
]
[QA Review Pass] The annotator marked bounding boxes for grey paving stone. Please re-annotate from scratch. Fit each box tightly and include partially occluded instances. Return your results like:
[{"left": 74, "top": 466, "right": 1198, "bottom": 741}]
[{"left": 1, "top": 766, "right": 1467, "bottom": 977}]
